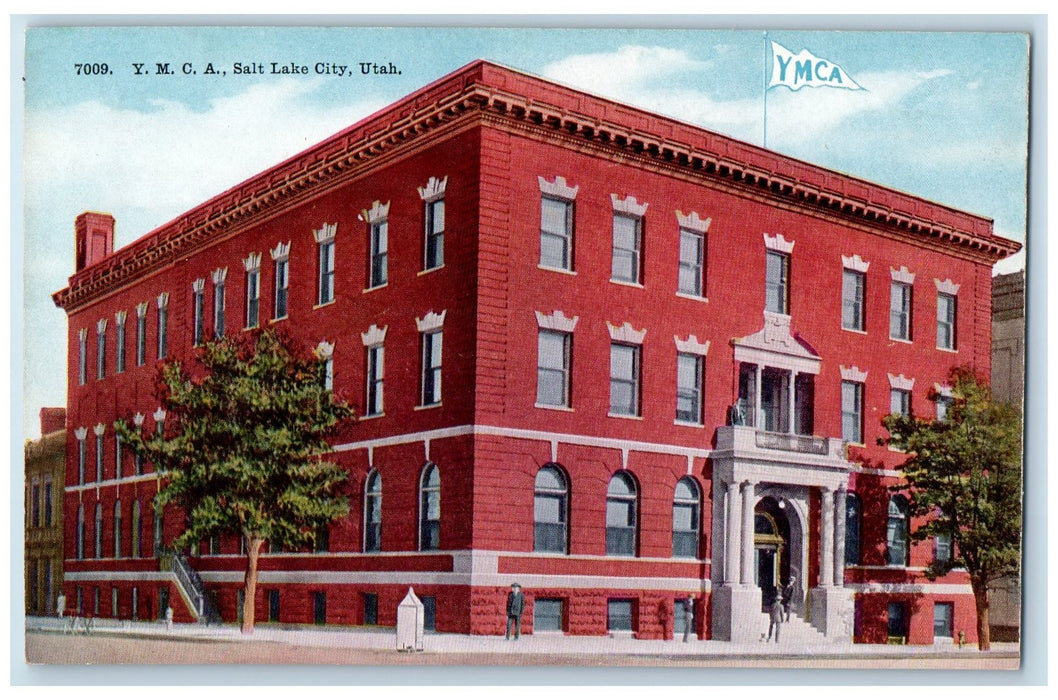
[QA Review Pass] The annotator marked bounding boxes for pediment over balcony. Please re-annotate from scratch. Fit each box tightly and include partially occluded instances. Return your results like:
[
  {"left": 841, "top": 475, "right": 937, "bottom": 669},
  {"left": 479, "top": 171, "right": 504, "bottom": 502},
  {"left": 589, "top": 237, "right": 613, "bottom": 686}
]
[{"left": 732, "top": 311, "right": 821, "bottom": 375}]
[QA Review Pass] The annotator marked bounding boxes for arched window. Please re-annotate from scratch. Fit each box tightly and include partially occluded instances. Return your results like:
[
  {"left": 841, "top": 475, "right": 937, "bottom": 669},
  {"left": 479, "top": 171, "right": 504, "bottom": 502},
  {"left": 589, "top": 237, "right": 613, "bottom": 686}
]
[
  {"left": 419, "top": 463, "right": 441, "bottom": 551},
  {"left": 76, "top": 504, "right": 85, "bottom": 560},
  {"left": 113, "top": 500, "right": 122, "bottom": 558},
  {"left": 845, "top": 492, "right": 861, "bottom": 565},
  {"left": 606, "top": 472, "right": 637, "bottom": 556},
  {"left": 672, "top": 477, "right": 700, "bottom": 558},
  {"left": 887, "top": 495, "right": 909, "bottom": 566},
  {"left": 534, "top": 465, "right": 568, "bottom": 553},
  {"left": 364, "top": 469, "right": 382, "bottom": 553},
  {"left": 94, "top": 503, "right": 103, "bottom": 559},
  {"left": 131, "top": 501, "right": 142, "bottom": 558}
]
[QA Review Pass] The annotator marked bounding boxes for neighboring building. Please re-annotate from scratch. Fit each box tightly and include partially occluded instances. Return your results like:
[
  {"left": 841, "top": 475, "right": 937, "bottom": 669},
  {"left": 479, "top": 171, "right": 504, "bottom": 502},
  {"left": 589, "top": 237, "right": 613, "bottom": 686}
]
[
  {"left": 25, "top": 407, "right": 66, "bottom": 616},
  {"left": 989, "top": 270, "right": 1025, "bottom": 642},
  {"left": 52, "top": 60, "right": 1020, "bottom": 643}
]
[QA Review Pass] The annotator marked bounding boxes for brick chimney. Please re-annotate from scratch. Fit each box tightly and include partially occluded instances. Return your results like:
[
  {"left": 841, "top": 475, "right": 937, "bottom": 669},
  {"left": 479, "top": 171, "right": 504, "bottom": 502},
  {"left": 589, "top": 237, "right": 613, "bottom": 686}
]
[
  {"left": 39, "top": 407, "right": 67, "bottom": 435},
  {"left": 75, "top": 212, "right": 115, "bottom": 272}
]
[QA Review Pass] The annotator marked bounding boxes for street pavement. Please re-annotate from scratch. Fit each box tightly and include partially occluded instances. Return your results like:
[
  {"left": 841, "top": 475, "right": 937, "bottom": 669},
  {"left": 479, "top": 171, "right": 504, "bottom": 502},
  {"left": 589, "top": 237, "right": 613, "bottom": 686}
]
[{"left": 25, "top": 615, "right": 1020, "bottom": 664}]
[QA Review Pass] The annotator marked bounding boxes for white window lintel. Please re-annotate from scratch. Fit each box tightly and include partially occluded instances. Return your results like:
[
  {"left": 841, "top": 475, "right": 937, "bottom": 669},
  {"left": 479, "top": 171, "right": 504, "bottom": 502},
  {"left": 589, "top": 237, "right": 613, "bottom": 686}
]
[
  {"left": 840, "top": 365, "right": 868, "bottom": 383},
  {"left": 313, "top": 222, "right": 338, "bottom": 244},
  {"left": 419, "top": 176, "right": 448, "bottom": 201},
  {"left": 764, "top": 233, "right": 795, "bottom": 253},
  {"left": 842, "top": 254, "right": 871, "bottom": 273},
  {"left": 675, "top": 210, "right": 711, "bottom": 234},
  {"left": 270, "top": 241, "right": 291, "bottom": 261},
  {"left": 416, "top": 310, "right": 447, "bottom": 333},
  {"left": 674, "top": 334, "right": 710, "bottom": 356},
  {"left": 888, "top": 373, "right": 915, "bottom": 391},
  {"left": 607, "top": 321, "right": 646, "bottom": 345},
  {"left": 361, "top": 324, "right": 389, "bottom": 347},
  {"left": 935, "top": 278, "right": 961, "bottom": 295},
  {"left": 359, "top": 200, "right": 390, "bottom": 224},
  {"left": 535, "top": 310, "right": 579, "bottom": 333},
  {"left": 611, "top": 193, "right": 648, "bottom": 217},
  {"left": 538, "top": 175, "right": 578, "bottom": 200},
  {"left": 891, "top": 266, "right": 916, "bottom": 284}
]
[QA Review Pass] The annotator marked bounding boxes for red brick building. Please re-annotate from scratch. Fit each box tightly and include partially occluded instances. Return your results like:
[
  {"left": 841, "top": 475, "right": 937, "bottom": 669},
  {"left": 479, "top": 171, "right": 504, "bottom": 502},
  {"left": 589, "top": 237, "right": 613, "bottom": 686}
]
[{"left": 52, "top": 60, "right": 1019, "bottom": 644}]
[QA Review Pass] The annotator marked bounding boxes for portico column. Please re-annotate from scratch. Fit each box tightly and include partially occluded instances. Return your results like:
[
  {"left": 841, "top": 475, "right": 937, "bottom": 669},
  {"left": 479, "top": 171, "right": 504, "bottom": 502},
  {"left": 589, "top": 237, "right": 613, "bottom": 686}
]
[
  {"left": 740, "top": 480, "right": 756, "bottom": 585},
  {"left": 754, "top": 364, "right": 763, "bottom": 428},
  {"left": 725, "top": 481, "right": 742, "bottom": 585},
  {"left": 833, "top": 487, "right": 848, "bottom": 587},
  {"left": 819, "top": 486, "right": 834, "bottom": 588},
  {"left": 788, "top": 371, "right": 797, "bottom": 434}
]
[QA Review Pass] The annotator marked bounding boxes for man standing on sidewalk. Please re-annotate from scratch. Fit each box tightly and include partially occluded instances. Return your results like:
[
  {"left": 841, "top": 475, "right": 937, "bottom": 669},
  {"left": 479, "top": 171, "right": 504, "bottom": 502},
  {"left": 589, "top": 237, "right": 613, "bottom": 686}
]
[{"left": 505, "top": 583, "right": 525, "bottom": 640}]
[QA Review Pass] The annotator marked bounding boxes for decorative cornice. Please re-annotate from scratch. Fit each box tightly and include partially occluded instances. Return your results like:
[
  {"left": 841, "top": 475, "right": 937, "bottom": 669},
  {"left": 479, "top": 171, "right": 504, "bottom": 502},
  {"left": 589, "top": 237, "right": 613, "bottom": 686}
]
[
  {"left": 416, "top": 310, "right": 446, "bottom": 333},
  {"left": 135, "top": 302, "right": 148, "bottom": 318},
  {"left": 418, "top": 176, "right": 448, "bottom": 201},
  {"left": 361, "top": 324, "right": 388, "bottom": 346},
  {"left": 840, "top": 365, "right": 868, "bottom": 383},
  {"left": 607, "top": 321, "right": 646, "bottom": 345},
  {"left": 764, "top": 233, "right": 795, "bottom": 253},
  {"left": 888, "top": 373, "right": 915, "bottom": 391},
  {"left": 73, "top": 427, "right": 88, "bottom": 441},
  {"left": 315, "top": 340, "right": 335, "bottom": 359},
  {"left": 93, "top": 423, "right": 106, "bottom": 436},
  {"left": 243, "top": 252, "right": 262, "bottom": 271},
  {"left": 538, "top": 175, "right": 579, "bottom": 200},
  {"left": 891, "top": 266, "right": 916, "bottom": 284},
  {"left": 610, "top": 193, "right": 648, "bottom": 217},
  {"left": 674, "top": 334, "right": 710, "bottom": 356},
  {"left": 270, "top": 241, "right": 291, "bottom": 261},
  {"left": 192, "top": 278, "right": 206, "bottom": 294},
  {"left": 534, "top": 310, "right": 579, "bottom": 333},
  {"left": 359, "top": 200, "right": 390, "bottom": 224},
  {"left": 96, "top": 318, "right": 107, "bottom": 334},
  {"left": 51, "top": 61, "right": 1019, "bottom": 313},
  {"left": 313, "top": 222, "right": 337, "bottom": 244},
  {"left": 156, "top": 292, "right": 169, "bottom": 309},
  {"left": 935, "top": 278, "right": 961, "bottom": 295},
  {"left": 675, "top": 210, "right": 711, "bottom": 233},
  {"left": 211, "top": 267, "right": 228, "bottom": 284},
  {"left": 841, "top": 254, "right": 870, "bottom": 273}
]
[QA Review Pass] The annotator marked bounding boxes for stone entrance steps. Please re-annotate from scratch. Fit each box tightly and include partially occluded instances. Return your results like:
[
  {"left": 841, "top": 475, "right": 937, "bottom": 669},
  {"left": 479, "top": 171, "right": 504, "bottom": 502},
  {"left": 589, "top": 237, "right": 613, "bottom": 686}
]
[{"left": 756, "top": 611, "right": 829, "bottom": 646}]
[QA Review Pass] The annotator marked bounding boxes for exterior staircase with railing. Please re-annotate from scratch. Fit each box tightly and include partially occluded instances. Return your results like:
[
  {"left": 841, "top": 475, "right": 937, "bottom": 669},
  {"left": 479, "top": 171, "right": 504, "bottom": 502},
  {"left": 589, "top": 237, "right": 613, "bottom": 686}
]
[
  {"left": 756, "top": 611, "right": 832, "bottom": 647},
  {"left": 159, "top": 549, "right": 221, "bottom": 624}
]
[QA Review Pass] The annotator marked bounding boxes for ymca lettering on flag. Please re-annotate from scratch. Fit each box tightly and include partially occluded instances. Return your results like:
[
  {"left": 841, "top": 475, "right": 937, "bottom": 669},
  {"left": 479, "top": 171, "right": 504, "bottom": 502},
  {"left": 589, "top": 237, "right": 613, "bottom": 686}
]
[{"left": 769, "top": 41, "right": 864, "bottom": 91}]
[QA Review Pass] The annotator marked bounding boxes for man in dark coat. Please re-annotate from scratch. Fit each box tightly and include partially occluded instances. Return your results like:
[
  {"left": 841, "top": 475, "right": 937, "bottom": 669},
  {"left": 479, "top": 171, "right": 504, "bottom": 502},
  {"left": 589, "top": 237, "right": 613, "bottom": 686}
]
[
  {"left": 505, "top": 583, "right": 525, "bottom": 640},
  {"left": 781, "top": 576, "right": 796, "bottom": 622},
  {"left": 766, "top": 591, "right": 783, "bottom": 643}
]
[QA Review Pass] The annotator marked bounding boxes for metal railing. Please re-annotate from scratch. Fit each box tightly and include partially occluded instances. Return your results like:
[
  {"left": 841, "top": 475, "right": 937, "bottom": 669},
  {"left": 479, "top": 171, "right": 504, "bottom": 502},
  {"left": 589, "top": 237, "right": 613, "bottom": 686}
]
[{"left": 160, "top": 548, "right": 220, "bottom": 624}]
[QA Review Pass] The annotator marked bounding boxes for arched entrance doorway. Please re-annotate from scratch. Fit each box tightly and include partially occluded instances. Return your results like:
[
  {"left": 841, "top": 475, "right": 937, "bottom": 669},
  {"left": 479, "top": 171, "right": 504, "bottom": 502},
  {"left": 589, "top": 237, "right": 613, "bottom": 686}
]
[{"left": 754, "top": 496, "right": 791, "bottom": 611}]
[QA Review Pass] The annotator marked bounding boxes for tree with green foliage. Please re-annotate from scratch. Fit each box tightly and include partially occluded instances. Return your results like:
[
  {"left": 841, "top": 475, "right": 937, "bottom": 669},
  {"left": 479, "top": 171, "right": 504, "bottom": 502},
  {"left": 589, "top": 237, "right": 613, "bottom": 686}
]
[
  {"left": 116, "top": 329, "right": 354, "bottom": 634},
  {"left": 881, "top": 367, "right": 1022, "bottom": 650}
]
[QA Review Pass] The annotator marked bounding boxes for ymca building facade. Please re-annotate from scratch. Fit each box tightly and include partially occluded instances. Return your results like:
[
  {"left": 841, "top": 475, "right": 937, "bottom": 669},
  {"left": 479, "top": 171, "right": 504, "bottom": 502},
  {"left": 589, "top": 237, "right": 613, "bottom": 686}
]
[{"left": 53, "top": 60, "right": 1019, "bottom": 644}]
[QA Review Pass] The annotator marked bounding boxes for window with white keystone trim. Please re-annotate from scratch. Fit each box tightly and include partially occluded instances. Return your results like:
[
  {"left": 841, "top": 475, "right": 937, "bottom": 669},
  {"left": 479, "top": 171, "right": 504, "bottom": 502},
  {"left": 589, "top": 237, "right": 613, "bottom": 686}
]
[
  {"left": 842, "top": 269, "right": 866, "bottom": 331},
  {"left": 937, "top": 292, "right": 957, "bottom": 350},
  {"left": 538, "top": 176, "right": 578, "bottom": 271},
  {"left": 156, "top": 293, "right": 169, "bottom": 359},
  {"left": 890, "top": 281, "right": 913, "bottom": 341},
  {"left": 841, "top": 380, "right": 864, "bottom": 444},
  {"left": 135, "top": 303, "right": 147, "bottom": 366},
  {"left": 362, "top": 202, "right": 389, "bottom": 289},
  {"left": 417, "top": 311, "right": 445, "bottom": 407},
  {"left": 676, "top": 353, "right": 704, "bottom": 424},
  {"left": 115, "top": 312, "right": 126, "bottom": 374},
  {"left": 192, "top": 279, "right": 206, "bottom": 346},
  {"left": 765, "top": 250, "right": 790, "bottom": 315},
  {"left": 420, "top": 177, "right": 446, "bottom": 271},
  {"left": 212, "top": 269, "right": 227, "bottom": 339},
  {"left": 75, "top": 429, "right": 87, "bottom": 484},
  {"left": 77, "top": 329, "right": 87, "bottom": 385},
  {"left": 96, "top": 320, "right": 107, "bottom": 379},
  {"left": 361, "top": 324, "right": 386, "bottom": 416},
  {"left": 244, "top": 253, "right": 261, "bottom": 329},
  {"left": 612, "top": 213, "right": 643, "bottom": 283},
  {"left": 610, "top": 343, "right": 641, "bottom": 417},
  {"left": 95, "top": 429, "right": 104, "bottom": 482},
  {"left": 890, "top": 388, "right": 911, "bottom": 416},
  {"left": 537, "top": 330, "right": 572, "bottom": 408},
  {"left": 274, "top": 255, "right": 289, "bottom": 320},
  {"left": 315, "top": 223, "right": 336, "bottom": 305},
  {"left": 676, "top": 211, "right": 710, "bottom": 298}
]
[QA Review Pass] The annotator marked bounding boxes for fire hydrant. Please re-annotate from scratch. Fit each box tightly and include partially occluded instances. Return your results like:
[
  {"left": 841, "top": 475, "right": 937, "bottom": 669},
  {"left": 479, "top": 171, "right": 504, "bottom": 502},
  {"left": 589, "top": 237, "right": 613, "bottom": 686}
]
[{"left": 958, "top": 630, "right": 965, "bottom": 648}]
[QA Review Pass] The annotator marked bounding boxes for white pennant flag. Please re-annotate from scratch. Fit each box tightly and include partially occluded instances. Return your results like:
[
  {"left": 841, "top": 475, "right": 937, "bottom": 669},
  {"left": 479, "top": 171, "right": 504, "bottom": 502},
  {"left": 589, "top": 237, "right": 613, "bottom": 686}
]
[{"left": 769, "top": 41, "right": 864, "bottom": 92}]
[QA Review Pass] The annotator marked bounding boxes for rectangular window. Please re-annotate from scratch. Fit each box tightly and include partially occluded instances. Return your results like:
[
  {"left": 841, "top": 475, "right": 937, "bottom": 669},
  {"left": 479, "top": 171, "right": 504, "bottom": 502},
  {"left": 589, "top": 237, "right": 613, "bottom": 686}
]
[
  {"left": 935, "top": 533, "right": 952, "bottom": 562},
  {"left": 842, "top": 269, "right": 865, "bottom": 331},
  {"left": 841, "top": 381, "right": 864, "bottom": 444},
  {"left": 43, "top": 477, "right": 53, "bottom": 527},
  {"left": 31, "top": 482, "right": 41, "bottom": 527},
  {"left": 213, "top": 279, "right": 225, "bottom": 338},
  {"left": 363, "top": 593, "right": 378, "bottom": 625},
  {"left": 97, "top": 326, "right": 106, "bottom": 379},
  {"left": 678, "top": 228, "right": 705, "bottom": 297},
  {"left": 607, "top": 599, "right": 634, "bottom": 632},
  {"left": 192, "top": 288, "right": 205, "bottom": 346},
  {"left": 890, "top": 282, "right": 912, "bottom": 340},
  {"left": 890, "top": 388, "right": 910, "bottom": 417},
  {"left": 536, "top": 330, "right": 571, "bottom": 408},
  {"left": 370, "top": 220, "right": 388, "bottom": 288},
  {"left": 540, "top": 196, "right": 573, "bottom": 271},
  {"left": 115, "top": 317, "right": 125, "bottom": 374},
  {"left": 933, "top": 602, "right": 953, "bottom": 639},
  {"left": 366, "top": 345, "right": 384, "bottom": 416},
  {"left": 937, "top": 396, "right": 953, "bottom": 421},
  {"left": 318, "top": 240, "right": 335, "bottom": 304},
  {"left": 157, "top": 305, "right": 168, "bottom": 359},
  {"left": 323, "top": 356, "right": 333, "bottom": 391},
  {"left": 611, "top": 213, "right": 642, "bottom": 284},
  {"left": 421, "top": 596, "right": 436, "bottom": 631},
  {"left": 274, "top": 258, "right": 289, "bottom": 319},
  {"left": 765, "top": 250, "right": 790, "bottom": 314},
  {"left": 95, "top": 434, "right": 104, "bottom": 482},
  {"left": 421, "top": 331, "right": 442, "bottom": 406},
  {"left": 115, "top": 434, "right": 122, "bottom": 479},
  {"left": 78, "top": 331, "right": 87, "bottom": 385},
  {"left": 313, "top": 591, "right": 327, "bottom": 624},
  {"left": 534, "top": 598, "right": 564, "bottom": 632},
  {"left": 609, "top": 343, "right": 641, "bottom": 417},
  {"left": 93, "top": 587, "right": 100, "bottom": 616},
  {"left": 268, "top": 589, "right": 280, "bottom": 622},
  {"left": 245, "top": 268, "right": 260, "bottom": 328},
  {"left": 676, "top": 353, "right": 703, "bottom": 424},
  {"left": 111, "top": 587, "right": 119, "bottom": 617},
  {"left": 424, "top": 197, "right": 445, "bottom": 270},
  {"left": 136, "top": 312, "right": 146, "bottom": 366},
  {"left": 78, "top": 438, "right": 86, "bottom": 484},
  {"left": 937, "top": 292, "right": 957, "bottom": 350},
  {"left": 887, "top": 602, "right": 908, "bottom": 641}
]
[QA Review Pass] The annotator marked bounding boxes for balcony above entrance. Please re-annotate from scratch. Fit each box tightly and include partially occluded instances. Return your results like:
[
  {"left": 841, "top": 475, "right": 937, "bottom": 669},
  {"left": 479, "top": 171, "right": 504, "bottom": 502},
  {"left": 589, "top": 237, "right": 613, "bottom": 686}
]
[{"left": 713, "top": 425, "right": 849, "bottom": 490}]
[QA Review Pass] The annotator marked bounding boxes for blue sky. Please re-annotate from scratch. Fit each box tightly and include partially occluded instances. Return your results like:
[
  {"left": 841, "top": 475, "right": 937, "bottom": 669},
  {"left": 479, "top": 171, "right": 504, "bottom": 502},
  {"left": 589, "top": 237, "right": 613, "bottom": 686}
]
[{"left": 20, "top": 26, "right": 1030, "bottom": 438}]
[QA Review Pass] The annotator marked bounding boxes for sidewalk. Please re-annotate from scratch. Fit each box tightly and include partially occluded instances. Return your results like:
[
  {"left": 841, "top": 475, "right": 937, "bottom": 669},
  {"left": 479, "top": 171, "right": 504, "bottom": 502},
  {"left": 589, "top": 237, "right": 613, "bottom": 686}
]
[{"left": 26, "top": 615, "right": 1019, "bottom": 661}]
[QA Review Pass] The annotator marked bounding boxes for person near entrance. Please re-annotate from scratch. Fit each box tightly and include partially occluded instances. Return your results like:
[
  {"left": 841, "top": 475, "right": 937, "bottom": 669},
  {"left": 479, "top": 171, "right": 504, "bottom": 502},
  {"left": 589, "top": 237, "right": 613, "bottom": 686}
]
[
  {"left": 767, "top": 591, "right": 783, "bottom": 643},
  {"left": 505, "top": 582, "right": 525, "bottom": 640},
  {"left": 781, "top": 576, "right": 796, "bottom": 622},
  {"left": 682, "top": 595, "right": 695, "bottom": 642}
]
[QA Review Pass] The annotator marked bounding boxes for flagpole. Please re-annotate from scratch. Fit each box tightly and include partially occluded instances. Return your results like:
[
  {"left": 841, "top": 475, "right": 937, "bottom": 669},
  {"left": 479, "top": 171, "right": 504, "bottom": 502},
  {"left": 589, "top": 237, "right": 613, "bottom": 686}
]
[{"left": 763, "top": 30, "right": 768, "bottom": 149}]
